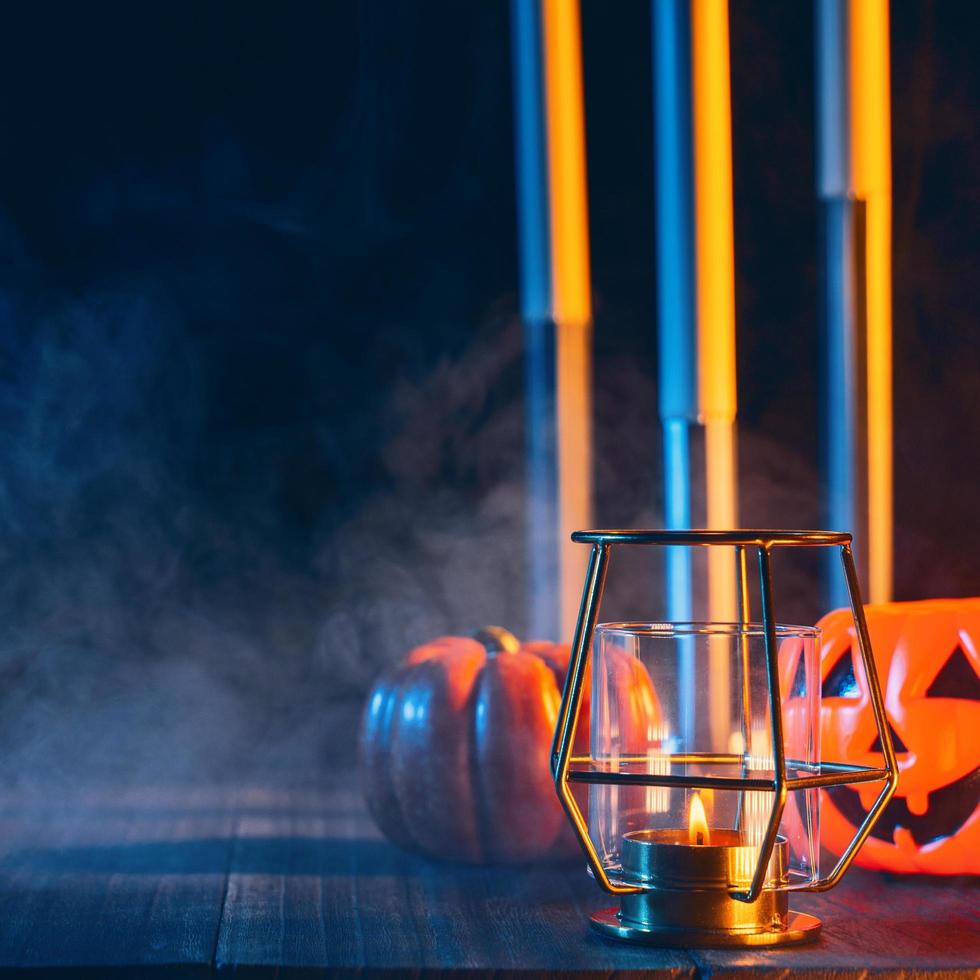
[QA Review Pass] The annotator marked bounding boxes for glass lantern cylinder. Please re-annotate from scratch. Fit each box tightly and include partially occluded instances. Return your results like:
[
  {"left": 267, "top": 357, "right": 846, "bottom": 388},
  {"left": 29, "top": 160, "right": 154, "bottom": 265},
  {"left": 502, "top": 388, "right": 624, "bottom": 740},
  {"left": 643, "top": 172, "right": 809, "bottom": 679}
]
[{"left": 588, "top": 622, "right": 821, "bottom": 891}]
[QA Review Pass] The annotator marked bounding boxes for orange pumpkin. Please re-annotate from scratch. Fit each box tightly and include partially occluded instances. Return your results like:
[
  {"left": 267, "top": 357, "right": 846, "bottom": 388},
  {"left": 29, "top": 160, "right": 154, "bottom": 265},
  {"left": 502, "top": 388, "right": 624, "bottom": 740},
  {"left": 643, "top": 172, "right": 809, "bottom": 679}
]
[
  {"left": 360, "top": 626, "right": 660, "bottom": 864},
  {"left": 791, "top": 599, "right": 980, "bottom": 874}
]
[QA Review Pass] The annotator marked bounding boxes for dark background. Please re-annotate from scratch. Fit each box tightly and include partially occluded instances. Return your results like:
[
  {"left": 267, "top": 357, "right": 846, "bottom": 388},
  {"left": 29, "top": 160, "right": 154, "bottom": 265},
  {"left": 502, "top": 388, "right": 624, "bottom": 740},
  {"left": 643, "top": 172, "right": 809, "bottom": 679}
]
[{"left": 0, "top": 1, "right": 975, "bottom": 786}]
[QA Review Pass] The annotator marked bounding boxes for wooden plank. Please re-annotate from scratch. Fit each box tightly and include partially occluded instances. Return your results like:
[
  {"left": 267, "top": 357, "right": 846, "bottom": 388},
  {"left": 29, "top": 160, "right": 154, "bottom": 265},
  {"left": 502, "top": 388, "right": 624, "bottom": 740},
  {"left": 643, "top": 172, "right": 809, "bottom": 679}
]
[
  {"left": 0, "top": 784, "right": 235, "bottom": 976},
  {"left": 216, "top": 776, "right": 980, "bottom": 978},
  {"left": 0, "top": 770, "right": 975, "bottom": 976},
  {"left": 214, "top": 781, "right": 694, "bottom": 977},
  {"left": 215, "top": 775, "right": 980, "bottom": 977},
  {"left": 692, "top": 868, "right": 980, "bottom": 978}
]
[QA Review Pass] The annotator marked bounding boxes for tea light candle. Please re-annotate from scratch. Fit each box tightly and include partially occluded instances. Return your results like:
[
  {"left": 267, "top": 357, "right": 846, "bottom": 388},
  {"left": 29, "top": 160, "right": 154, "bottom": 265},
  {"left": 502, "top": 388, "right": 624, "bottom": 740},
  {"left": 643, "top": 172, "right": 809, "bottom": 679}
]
[{"left": 591, "top": 794, "right": 821, "bottom": 947}]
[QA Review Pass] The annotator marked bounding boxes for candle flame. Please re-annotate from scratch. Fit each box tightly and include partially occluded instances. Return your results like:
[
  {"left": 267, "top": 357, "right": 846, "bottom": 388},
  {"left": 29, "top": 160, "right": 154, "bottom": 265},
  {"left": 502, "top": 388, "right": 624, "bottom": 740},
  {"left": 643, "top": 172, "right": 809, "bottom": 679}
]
[{"left": 688, "top": 792, "right": 710, "bottom": 846}]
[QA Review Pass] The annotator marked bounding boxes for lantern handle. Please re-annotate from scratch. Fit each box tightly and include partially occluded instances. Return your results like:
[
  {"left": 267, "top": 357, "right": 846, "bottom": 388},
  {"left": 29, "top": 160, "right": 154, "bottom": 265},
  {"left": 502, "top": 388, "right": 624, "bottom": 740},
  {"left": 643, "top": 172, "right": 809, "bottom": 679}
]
[
  {"left": 796, "top": 543, "right": 899, "bottom": 892},
  {"left": 730, "top": 545, "right": 789, "bottom": 903}
]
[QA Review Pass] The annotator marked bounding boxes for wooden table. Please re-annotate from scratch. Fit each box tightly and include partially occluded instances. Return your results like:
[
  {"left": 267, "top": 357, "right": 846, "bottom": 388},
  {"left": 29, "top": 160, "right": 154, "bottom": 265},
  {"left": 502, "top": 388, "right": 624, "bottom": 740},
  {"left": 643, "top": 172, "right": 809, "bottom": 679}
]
[{"left": 0, "top": 774, "right": 976, "bottom": 977}]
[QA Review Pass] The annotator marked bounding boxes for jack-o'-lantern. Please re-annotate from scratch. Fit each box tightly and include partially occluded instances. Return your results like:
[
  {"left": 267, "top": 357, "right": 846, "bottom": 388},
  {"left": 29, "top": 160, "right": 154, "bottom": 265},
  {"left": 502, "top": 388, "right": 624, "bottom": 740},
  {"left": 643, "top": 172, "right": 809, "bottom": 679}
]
[
  {"left": 784, "top": 599, "right": 980, "bottom": 874},
  {"left": 361, "top": 627, "right": 660, "bottom": 864}
]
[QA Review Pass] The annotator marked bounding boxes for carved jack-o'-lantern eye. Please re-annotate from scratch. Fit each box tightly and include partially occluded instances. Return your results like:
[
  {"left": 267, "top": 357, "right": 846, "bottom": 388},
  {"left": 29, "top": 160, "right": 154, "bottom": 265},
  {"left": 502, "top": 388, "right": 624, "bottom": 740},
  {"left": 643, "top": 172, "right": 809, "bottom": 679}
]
[
  {"left": 821, "top": 646, "right": 861, "bottom": 699},
  {"left": 925, "top": 645, "right": 980, "bottom": 701}
]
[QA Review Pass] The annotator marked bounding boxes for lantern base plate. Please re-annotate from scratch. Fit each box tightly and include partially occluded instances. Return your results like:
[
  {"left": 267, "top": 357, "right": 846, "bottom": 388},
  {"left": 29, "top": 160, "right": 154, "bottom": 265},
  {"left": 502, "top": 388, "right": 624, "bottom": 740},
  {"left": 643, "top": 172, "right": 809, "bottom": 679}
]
[{"left": 589, "top": 908, "right": 822, "bottom": 948}]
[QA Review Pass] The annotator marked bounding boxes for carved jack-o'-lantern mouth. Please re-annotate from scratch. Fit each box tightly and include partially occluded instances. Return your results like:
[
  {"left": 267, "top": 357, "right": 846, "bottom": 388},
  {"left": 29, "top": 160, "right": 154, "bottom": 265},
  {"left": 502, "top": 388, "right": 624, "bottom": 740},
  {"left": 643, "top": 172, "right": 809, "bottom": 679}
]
[{"left": 827, "top": 767, "right": 980, "bottom": 846}]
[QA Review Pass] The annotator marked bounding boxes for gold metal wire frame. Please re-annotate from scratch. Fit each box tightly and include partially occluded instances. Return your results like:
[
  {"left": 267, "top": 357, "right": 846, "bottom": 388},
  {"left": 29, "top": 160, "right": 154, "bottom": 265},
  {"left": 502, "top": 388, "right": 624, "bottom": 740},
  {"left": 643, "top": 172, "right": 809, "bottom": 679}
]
[{"left": 550, "top": 529, "right": 899, "bottom": 904}]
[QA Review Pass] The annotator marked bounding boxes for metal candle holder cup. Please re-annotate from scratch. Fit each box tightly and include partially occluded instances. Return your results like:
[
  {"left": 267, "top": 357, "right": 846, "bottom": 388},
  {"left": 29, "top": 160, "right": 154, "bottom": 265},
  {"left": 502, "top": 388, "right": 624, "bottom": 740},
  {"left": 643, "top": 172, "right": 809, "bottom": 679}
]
[
  {"left": 551, "top": 530, "right": 899, "bottom": 948},
  {"left": 593, "top": 832, "right": 816, "bottom": 946}
]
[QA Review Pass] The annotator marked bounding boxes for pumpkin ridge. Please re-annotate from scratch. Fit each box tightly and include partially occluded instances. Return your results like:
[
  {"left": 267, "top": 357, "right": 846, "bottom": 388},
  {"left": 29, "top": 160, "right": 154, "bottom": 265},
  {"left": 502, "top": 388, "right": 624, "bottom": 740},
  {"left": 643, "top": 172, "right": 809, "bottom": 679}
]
[
  {"left": 392, "top": 656, "right": 484, "bottom": 861},
  {"left": 360, "top": 665, "right": 418, "bottom": 852},
  {"left": 473, "top": 652, "right": 566, "bottom": 863},
  {"left": 467, "top": 664, "right": 492, "bottom": 864}
]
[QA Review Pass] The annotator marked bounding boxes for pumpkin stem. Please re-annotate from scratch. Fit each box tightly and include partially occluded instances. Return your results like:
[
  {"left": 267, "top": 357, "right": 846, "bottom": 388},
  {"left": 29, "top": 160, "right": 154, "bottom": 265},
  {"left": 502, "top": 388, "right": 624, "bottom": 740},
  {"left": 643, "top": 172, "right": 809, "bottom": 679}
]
[{"left": 472, "top": 626, "right": 520, "bottom": 656}]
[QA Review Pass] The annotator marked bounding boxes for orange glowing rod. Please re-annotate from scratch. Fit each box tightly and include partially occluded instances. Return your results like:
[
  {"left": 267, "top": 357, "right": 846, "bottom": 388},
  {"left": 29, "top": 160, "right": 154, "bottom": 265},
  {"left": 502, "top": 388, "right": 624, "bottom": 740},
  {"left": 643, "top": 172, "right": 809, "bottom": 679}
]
[
  {"left": 542, "top": 0, "right": 593, "bottom": 642},
  {"left": 510, "top": 0, "right": 593, "bottom": 643},
  {"left": 692, "top": 0, "right": 738, "bottom": 747},
  {"left": 816, "top": 0, "right": 893, "bottom": 606},
  {"left": 849, "top": 0, "right": 892, "bottom": 604}
]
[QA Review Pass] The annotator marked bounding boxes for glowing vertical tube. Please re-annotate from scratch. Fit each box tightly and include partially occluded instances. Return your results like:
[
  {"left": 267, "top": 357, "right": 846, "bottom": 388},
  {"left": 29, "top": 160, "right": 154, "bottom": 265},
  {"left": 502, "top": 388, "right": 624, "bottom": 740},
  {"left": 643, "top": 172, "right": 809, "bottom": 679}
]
[
  {"left": 691, "top": 0, "right": 738, "bottom": 611},
  {"left": 816, "top": 0, "right": 854, "bottom": 611},
  {"left": 849, "top": 0, "right": 892, "bottom": 605},
  {"left": 652, "top": 0, "right": 696, "bottom": 744},
  {"left": 511, "top": 0, "right": 593, "bottom": 642},
  {"left": 692, "top": 0, "right": 738, "bottom": 747},
  {"left": 653, "top": 0, "right": 739, "bottom": 743},
  {"left": 542, "top": 0, "right": 593, "bottom": 643},
  {"left": 511, "top": 0, "right": 558, "bottom": 641},
  {"left": 816, "top": 0, "right": 892, "bottom": 607}
]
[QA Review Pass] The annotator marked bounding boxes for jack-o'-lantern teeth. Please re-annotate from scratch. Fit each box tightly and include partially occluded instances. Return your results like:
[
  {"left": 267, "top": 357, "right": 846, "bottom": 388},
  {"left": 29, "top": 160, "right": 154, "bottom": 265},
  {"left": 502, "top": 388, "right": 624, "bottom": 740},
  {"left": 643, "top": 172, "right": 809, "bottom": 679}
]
[{"left": 905, "top": 793, "right": 930, "bottom": 817}]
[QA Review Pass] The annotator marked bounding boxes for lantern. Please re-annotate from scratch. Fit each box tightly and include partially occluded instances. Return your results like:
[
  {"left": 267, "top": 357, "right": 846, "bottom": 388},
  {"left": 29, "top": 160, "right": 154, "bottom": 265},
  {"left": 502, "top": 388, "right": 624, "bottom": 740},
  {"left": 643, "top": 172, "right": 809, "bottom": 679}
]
[{"left": 552, "top": 529, "right": 899, "bottom": 947}]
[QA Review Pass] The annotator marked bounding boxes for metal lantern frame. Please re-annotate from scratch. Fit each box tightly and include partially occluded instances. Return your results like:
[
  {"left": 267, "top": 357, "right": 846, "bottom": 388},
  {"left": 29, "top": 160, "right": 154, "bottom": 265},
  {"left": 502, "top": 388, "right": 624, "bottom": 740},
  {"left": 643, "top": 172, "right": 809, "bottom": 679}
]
[{"left": 551, "top": 529, "right": 900, "bottom": 903}]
